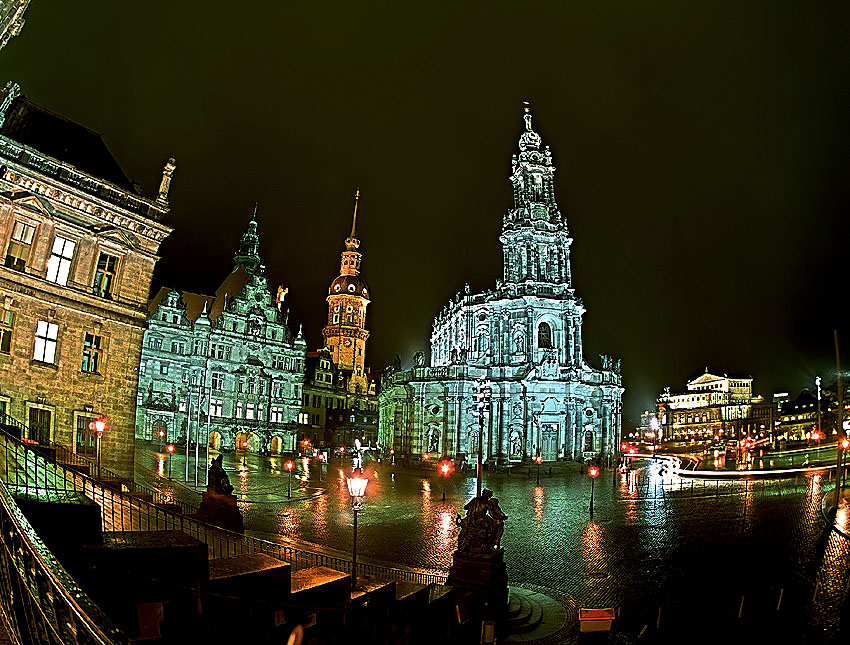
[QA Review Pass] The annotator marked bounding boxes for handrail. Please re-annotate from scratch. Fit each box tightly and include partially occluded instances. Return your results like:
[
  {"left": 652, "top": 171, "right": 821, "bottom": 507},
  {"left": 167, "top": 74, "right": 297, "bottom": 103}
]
[
  {"left": 0, "top": 427, "right": 448, "bottom": 588},
  {"left": 0, "top": 473, "right": 125, "bottom": 644}
]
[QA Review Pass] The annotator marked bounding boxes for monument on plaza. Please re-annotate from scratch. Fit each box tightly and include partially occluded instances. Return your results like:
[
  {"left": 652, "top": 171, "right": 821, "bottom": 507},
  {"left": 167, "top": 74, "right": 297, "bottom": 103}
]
[
  {"left": 447, "top": 488, "right": 509, "bottom": 627},
  {"left": 194, "top": 455, "right": 244, "bottom": 532}
]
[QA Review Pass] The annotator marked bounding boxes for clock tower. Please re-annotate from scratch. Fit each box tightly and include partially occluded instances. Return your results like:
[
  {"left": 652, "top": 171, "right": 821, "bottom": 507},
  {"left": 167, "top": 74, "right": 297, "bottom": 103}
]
[{"left": 322, "top": 190, "right": 370, "bottom": 393}]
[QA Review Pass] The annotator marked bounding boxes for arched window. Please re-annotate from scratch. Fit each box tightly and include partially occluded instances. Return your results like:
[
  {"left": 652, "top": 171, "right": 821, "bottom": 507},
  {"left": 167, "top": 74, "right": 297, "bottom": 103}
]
[{"left": 538, "top": 322, "right": 553, "bottom": 349}]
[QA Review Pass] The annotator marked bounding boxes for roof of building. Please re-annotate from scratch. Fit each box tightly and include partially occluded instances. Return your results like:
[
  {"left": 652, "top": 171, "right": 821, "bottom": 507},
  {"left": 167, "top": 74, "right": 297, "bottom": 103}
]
[
  {"left": 328, "top": 274, "right": 370, "bottom": 299},
  {"left": 0, "top": 93, "right": 135, "bottom": 191}
]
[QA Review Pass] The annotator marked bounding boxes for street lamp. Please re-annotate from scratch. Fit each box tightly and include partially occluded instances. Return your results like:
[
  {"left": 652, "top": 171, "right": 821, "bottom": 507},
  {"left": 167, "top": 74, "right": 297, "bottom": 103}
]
[
  {"left": 472, "top": 374, "right": 491, "bottom": 497},
  {"left": 89, "top": 417, "right": 107, "bottom": 479},
  {"left": 345, "top": 467, "right": 369, "bottom": 589},
  {"left": 588, "top": 464, "right": 599, "bottom": 518},
  {"left": 422, "top": 451, "right": 430, "bottom": 477},
  {"left": 438, "top": 459, "right": 453, "bottom": 501},
  {"left": 166, "top": 443, "right": 175, "bottom": 479},
  {"left": 157, "top": 428, "right": 165, "bottom": 451},
  {"left": 842, "top": 436, "right": 850, "bottom": 490},
  {"left": 284, "top": 459, "right": 295, "bottom": 497},
  {"left": 535, "top": 452, "right": 543, "bottom": 486},
  {"left": 241, "top": 439, "right": 249, "bottom": 467},
  {"left": 317, "top": 451, "right": 326, "bottom": 481}
]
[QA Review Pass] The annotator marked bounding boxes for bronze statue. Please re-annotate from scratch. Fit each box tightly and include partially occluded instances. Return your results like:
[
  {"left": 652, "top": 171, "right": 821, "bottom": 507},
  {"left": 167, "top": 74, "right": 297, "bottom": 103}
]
[
  {"left": 456, "top": 489, "right": 507, "bottom": 553},
  {"left": 207, "top": 454, "right": 233, "bottom": 495}
]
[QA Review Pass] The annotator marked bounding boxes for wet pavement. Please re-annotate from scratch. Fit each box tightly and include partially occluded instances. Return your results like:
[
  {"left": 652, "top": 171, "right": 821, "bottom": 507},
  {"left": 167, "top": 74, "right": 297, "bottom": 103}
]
[{"left": 135, "top": 442, "right": 850, "bottom": 643}]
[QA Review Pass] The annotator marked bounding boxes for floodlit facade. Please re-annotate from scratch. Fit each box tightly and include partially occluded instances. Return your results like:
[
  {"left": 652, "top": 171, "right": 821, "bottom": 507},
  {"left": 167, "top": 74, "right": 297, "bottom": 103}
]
[
  {"left": 657, "top": 370, "right": 774, "bottom": 441},
  {"left": 135, "top": 216, "right": 306, "bottom": 454},
  {"left": 379, "top": 107, "right": 623, "bottom": 465},
  {"left": 0, "top": 82, "right": 173, "bottom": 477}
]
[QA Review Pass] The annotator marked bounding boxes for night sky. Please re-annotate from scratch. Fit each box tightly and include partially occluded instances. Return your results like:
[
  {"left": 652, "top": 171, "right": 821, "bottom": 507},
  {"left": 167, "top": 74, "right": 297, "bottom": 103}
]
[{"left": 3, "top": 2, "right": 848, "bottom": 424}]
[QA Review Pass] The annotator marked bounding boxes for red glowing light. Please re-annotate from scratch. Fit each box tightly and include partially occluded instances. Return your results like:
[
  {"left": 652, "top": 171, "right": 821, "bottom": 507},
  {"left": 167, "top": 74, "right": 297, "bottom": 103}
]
[
  {"left": 439, "top": 460, "right": 453, "bottom": 476},
  {"left": 588, "top": 466, "right": 599, "bottom": 478},
  {"left": 165, "top": 443, "right": 175, "bottom": 454},
  {"left": 284, "top": 460, "right": 295, "bottom": 472}
]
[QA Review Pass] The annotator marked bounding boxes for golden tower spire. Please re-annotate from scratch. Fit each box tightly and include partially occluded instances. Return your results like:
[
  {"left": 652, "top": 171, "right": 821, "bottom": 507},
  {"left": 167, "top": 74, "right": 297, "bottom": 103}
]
[{"left": 351, "top": 187, "right": 360, "bottom": 238}]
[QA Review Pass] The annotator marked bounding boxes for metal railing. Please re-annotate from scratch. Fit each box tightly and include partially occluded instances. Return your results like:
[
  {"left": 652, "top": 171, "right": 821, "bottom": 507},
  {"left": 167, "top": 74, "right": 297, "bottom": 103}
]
[
  {"left": 0, "top": 426, "right": 447, "bottom": 588},
  {"left": 0, "top": 473, "right": 125, "bottom": 644}
]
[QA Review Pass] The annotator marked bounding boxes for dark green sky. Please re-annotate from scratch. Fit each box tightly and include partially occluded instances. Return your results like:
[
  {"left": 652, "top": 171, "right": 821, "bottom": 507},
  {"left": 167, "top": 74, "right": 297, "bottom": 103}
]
[{"left": 2, "top": 1, "right": 848, "bottom": 423}]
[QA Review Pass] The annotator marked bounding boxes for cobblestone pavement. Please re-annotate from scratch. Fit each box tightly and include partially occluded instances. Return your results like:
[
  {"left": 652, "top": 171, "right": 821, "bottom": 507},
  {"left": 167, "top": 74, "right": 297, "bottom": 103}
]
[{"left": 135, "top": 443, "right": 850, "bottom": 643}]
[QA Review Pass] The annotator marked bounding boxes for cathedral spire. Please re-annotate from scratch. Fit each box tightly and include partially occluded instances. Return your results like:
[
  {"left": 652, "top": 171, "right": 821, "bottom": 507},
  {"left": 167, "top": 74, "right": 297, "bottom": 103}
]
[{"left": 499, "top": 106, "right": 573, "bottom": 292}]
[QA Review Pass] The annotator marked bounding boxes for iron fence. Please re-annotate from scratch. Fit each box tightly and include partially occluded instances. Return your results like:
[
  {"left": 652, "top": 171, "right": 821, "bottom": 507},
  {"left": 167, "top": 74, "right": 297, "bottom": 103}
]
[{"left": 0, "top": 426, "right": 447, "bottom": 589}]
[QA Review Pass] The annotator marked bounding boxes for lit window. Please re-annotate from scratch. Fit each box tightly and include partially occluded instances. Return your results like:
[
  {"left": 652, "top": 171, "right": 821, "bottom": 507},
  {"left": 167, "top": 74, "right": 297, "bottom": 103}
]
[
  {"left": 271, "top": 407, "right": 283, "bottom": 422},
  {"left": 160, "top": 363, "right": 169, "bottom": 375},
  {"left": 209, "top": 399, "right": 223, "bottom": 416},
  {"left": 46, "top": 237, "right": 76, "bottom": 285},
  {"left": 4, "top": 221, "right": 36, "bottom": 271},
  {"left": 0, "top": 308, "right": 14, "bottom": 355},
  {"left": 246, "top": 403, "right": 255, "bottom": 419},
  {"left": 81, "top": 333, "right": 103, "bottom": 373},
  {"left": 236, "top": 401, "right": 243, "bottom": 418},
  {"left": 92, "top": 253, "right": 118, "bottom": 299},
  {"left": 33, "top": 320, "right": 58, "bottom": 364}
]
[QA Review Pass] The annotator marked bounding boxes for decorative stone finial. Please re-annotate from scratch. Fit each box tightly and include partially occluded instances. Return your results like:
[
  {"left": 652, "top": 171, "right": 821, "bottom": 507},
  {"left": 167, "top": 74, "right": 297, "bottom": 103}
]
[{"left": 156, "top": 157, "right": 177, "bottom": 206}]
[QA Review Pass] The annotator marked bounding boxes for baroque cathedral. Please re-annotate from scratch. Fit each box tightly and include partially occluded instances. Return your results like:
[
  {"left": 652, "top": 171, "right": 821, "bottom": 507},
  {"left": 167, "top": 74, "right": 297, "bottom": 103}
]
[{"left": 378, "top": 107, "right": 623, "bottom": 465}]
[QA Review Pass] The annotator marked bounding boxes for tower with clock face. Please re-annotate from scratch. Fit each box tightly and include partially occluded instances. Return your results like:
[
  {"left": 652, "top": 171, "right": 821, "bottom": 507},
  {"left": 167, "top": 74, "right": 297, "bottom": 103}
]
[{"left": 322, "top": 191, "right": 370, "bottom": 394}]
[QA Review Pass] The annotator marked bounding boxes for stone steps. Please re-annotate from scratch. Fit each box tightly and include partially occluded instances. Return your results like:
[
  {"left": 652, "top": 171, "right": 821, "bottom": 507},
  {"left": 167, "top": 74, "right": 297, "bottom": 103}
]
[{"left": 505, "top": 589, "right": 544, "bottom": 633}]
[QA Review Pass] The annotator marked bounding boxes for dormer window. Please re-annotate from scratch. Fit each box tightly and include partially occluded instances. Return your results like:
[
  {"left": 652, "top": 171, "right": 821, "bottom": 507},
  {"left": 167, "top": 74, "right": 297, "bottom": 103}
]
[{"left": 537, "top": 322, "right": 553, "bottom": 349}]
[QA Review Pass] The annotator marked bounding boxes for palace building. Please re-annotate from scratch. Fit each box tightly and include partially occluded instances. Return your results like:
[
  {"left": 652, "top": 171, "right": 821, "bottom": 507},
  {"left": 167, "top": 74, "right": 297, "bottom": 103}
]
[
  {"left": 0, "top": 82, "right": 173, "bottom": 477},
  {"left": 135, "top": 215, "right": 307, "bottom": 455},
  {"left": 378, "top": 107, "right": 623, "bottom": 465}
]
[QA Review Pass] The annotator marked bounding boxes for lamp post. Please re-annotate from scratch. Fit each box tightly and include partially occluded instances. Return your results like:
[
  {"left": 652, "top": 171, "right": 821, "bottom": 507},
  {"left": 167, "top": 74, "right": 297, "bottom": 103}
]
[
  {"left": 317, "top": 451, "right": 326, "bottom": 481},
  {"left": 438, "top": 459, "right": 452, "bottom": 501},
  {"left": 535, "top": 452, "right": 543, "bottom": 486},
  {"left": 472, "top": 374, "right": 491, "bottom": 497},
  {"left": 422, "top": 451, "right": 430, "bottom": 477},
  {"left": 588, "top": 464, "right": 599, "bottom": 518},
  {"left": 89, "top": 417, "right": 107, "bottom": 479},
  {"left": 345, "top": 467, "right": 369, "bottom": 589},
  {"left": 284, "top": 459, "right": 295, "bottom": 497},
  {"left": 166, "top": 443, "right": 175, "bottom": 479},
  {"left": 841, "top": 437, "right": 849, "bottom": 491},
  {"left": 157, "top": 428, "right": 165, "bottom": 452},
  {"left": 241, "top": 439, "right": 249, "bottom": 467}
]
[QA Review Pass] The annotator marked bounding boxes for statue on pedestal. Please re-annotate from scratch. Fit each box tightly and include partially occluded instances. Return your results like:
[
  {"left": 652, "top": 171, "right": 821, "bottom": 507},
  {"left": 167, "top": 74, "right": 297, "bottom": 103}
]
[
  {"left": 195, "top": 455, "right": 243, "bottom": 532},
  {"left": 456, "top": 489, "right": 507, "bottom": 553}
]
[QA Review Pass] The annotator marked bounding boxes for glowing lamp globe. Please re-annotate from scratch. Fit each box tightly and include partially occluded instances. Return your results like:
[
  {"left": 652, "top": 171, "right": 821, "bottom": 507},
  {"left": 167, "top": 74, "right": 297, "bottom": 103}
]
[
  {"left": 439, "top": 460, "right": 452, "bottom": 476},
  {"left": 346, "top": 467, "right": 368, "bottom": 499},
  {"left": 588, "top": 465, "right": 599, "bottom": 479},
  {"left": 284, "top": 460, "right": 295, "bottom": 472},
  {"left": 165, "top": 443, "right": 175, "bottom": 454},
  {"left": 90, "top": 417, "right": 107, "bottom": 434}
]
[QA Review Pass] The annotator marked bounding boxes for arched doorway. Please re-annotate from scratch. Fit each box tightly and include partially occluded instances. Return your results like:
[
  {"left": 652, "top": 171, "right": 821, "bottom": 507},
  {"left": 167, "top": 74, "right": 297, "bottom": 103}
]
[
  {"left": 270, "top": 435, "right": 284, "bottom": 455},
  {"left": 234, "top": 431, "right": 259, "bottom": 453},
  {"left": 151, "top": 419, "right": 167, "bottom": 442},
  {"left": 208, "top": 431, "right": 222, "bottom": 451}
]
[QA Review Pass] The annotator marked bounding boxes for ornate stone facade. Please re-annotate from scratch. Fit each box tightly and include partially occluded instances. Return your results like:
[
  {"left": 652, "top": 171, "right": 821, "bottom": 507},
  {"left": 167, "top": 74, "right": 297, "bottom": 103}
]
[
  {"left": 379, "top": 107, "right": 623, "bottom": 464},
  {"left": 0, "top": 0, "right": 30, "bottom": 51},
  {"left": 0, "top": 82, "right": 172, "bottom": 477},
  {"left": 135, "top": 216, "right": 306, "bottom": 454}
]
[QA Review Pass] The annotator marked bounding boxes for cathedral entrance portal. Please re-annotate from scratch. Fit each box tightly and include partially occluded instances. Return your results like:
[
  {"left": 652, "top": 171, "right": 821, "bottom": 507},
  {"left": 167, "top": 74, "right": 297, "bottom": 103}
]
[{"left": 541, "top": 422, "right": 559, "bottom": 461}]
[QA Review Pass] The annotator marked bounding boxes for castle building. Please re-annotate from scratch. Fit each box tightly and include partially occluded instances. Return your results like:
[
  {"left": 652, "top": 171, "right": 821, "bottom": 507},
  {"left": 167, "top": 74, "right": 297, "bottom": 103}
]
[
  {"left": 321, "top": 190, "right": 371, "bottom": 395},
  {"left": 135, "top": 215, "right": 306, "bottom": 455},
  {"left": 300, "top": 191, "right": 377, "bottom": 449},
  {"left": 378, "top": 107, "right": 623, "bottom": 465},
  {"left": 0, "top": 82, "right": 173, "bottom": 477}
]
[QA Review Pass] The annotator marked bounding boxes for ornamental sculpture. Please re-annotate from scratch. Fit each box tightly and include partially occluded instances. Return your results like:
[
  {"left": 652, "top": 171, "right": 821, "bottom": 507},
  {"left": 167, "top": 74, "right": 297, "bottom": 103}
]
[{"left": 456, "top": 489, "right": 507, "bottom": 553}]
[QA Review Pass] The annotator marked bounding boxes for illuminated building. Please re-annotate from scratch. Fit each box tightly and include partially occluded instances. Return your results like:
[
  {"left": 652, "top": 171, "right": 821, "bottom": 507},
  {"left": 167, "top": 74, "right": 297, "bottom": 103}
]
[
  {"left": 136, "top": 215, "right": 306, "bottom": 454},
  {"left": 657, "top": 370, "right": 774, "bottom": 441},
  {"left": 300, "top": 192, "right": 377, "bottom": 448},
  {"left": 0, "top": 0, "right": 29, "bottom": 51},
  {"left": 0, "top": 82, "right": 172, "bottom": 477},
  {"left": 378, "top": 106, "right": 623, "bottom": 465}
]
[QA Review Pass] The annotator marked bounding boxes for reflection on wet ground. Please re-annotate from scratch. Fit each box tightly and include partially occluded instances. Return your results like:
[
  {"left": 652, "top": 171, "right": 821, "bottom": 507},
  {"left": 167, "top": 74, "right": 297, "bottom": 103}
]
[{"left": 136, "top": 444, "right": 849, "bottom": 641}]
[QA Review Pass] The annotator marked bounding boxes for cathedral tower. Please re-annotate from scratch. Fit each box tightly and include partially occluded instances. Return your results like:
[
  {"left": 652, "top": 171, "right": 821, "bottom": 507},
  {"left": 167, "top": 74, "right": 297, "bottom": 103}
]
[
  {"left": 499, "top": 103, "right": 573, "bottom": 294},
  {"left": 322, "top": 190, "right": 370, "bottom": 393}
]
